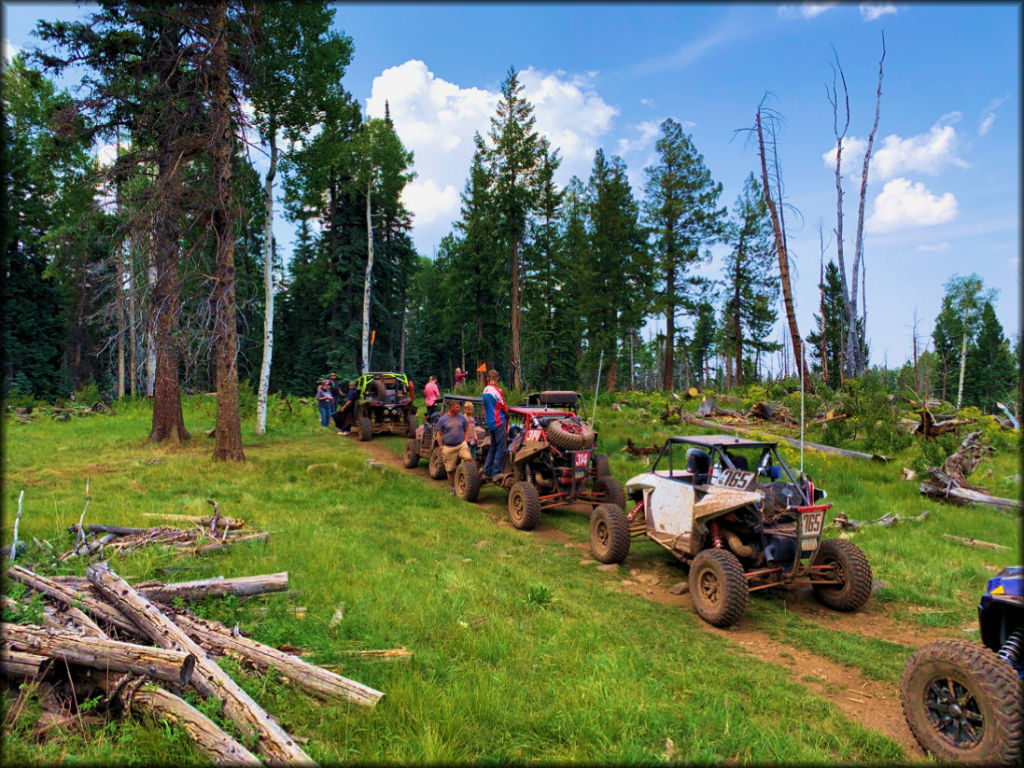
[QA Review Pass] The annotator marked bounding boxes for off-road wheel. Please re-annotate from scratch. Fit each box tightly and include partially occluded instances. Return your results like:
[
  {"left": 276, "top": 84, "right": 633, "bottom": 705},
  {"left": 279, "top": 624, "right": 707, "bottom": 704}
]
[
  {"left": 589, "top": 503, "right": 631, "bottom": 563},
  {"left": 592, "top": 475, "right": 625, "bottom": 510},
  {"left": 429, "top": 447, "right": 447, "bottom": 480},
  {"left": 546, "top": 418, "right": 596, "bottom": 450},
  {"left": 406, "top": 412, "right": 418, "bottom": 438},
  {"left": 508, "top": 481, "right": 541, "bottom": 530},
  {"left": 358, "top": 416, "right": 373, "bottom": 442},
  {"left": 592, "top": 453, "right": 611, "bottom": 479},
  {"left": 689, "top": 548, "right": 749, "bottom": 627},
  {"left": 403, "top": 439, "right": 420, "bottom": 468},
  {"left": 812, "top": 538, "right": 872, "bottom": 611},
  {"left": 900, "top": 639, "right": 1022, "bottom": 765},
  {"left": 537, "top": 390, "right": 580, "bottom": 406},
  {"left": 455, "top": 461, "right": 481, "bottom": 502}
]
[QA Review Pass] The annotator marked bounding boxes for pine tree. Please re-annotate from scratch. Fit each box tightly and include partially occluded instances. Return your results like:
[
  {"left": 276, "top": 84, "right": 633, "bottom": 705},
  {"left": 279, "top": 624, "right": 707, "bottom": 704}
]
[
  {"left": 643, "top": 119, "right": 726, "bottom": 392},
  {"left": 964, "top": 302, "right": 1015, "bottom": 411},
  {"left": 807, "top": 261, "right": 847, "bottom": 390}
]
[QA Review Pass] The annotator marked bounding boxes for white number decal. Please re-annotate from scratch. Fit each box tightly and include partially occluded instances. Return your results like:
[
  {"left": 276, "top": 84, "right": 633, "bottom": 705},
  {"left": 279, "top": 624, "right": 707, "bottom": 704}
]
[
  {"left": 574, "top": 451, "right": 591, "bottom": 468},
  {"left": 710, "top": 469, "right": 754, "bottom": 490},
  {"left": 526, "top": 429, "right": 543, "bottom": 442}
]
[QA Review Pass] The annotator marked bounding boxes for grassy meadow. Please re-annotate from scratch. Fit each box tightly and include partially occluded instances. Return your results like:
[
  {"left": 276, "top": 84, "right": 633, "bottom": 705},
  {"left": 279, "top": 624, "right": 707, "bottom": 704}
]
[{"left": 2, "top": 391, "right": 1020, "bottom": 764}]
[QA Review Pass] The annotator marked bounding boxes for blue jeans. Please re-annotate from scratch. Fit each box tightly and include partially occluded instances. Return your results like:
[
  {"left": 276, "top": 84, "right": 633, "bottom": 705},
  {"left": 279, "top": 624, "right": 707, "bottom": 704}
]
[
  {"left": 318, "top": 402, "right": 332, "bottom": 427},
  {"left": 484, "top": 424, "right": 507, "bottom": 477}
]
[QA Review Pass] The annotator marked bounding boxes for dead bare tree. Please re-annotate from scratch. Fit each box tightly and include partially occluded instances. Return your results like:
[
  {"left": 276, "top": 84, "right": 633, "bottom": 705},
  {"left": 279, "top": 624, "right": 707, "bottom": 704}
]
[
  {"left": 754, "top": 102, "right": 814, "bottom": 391},
  {"left": 850, "top": 34, "right": 886, "bottom": 375}
]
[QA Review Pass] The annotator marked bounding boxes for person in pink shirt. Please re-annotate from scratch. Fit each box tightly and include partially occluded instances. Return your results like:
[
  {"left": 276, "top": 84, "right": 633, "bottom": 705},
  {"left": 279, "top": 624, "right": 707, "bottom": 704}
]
[{"left": 424, "top": 375, "right": 440, "bottom": 416}]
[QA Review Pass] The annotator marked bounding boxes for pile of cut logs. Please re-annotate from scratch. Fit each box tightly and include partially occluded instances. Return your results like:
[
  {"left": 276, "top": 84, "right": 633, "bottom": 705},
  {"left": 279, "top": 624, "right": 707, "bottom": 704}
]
[{"left": 2, "top": 563, "right": 384, "bottom": 765}]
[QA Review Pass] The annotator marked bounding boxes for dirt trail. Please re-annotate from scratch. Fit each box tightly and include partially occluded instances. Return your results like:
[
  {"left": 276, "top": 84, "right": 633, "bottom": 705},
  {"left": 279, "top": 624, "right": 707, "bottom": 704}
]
[{"left": 356, "top": 437, "right": 927, "bottom": 758}]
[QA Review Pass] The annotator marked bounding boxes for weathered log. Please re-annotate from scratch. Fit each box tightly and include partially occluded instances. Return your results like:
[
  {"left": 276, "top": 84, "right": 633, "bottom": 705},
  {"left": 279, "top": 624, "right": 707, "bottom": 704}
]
[
  {"left": 941, "top": 534, "right": 1010, "bottom": 551},
  {"left": 141, "top": 513, "right": 244, "bottom": 530},
  {"left": 942, "top": 430, "right": 994, "bottom": 488},
  {"left": 86, "top": 562, "right": 315, "bottom": 765},
  {"left": 339, "top": 648, "right": 412, "bottom": 662},
  {"left": 0, "top": 646, "right": 54, "bottom": 679},
  {"left": 194, "top": 532, "right": 269, "bottom": 553},
  {"left": 68, "top": 524, "right": 153, "bottom": 536},
  {"left": 1, "top": 623, "right": 195, "bottom": 686},
  {"left": 167, "top": 610, "right": 383, "bottom": 708},
  {"left": 7, "top": 565, "right": 139, "bottom": 635},
  {"left": 748, "top": 401, "right": 775, "bottom": 420},
  {"left": 137, "top": 572, "right": 288, "bottom": 602},
  {"left": 83, "top": 670, "right": 262, "bottom": 765},
  {"left": 919, "top": 471, "right": 1023, "bottom": 511}
]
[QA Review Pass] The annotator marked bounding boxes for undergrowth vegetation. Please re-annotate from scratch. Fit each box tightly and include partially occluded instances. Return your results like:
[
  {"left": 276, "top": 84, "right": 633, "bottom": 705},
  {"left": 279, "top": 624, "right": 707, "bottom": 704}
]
[{"left": 2, "top": 390, "right": 1020, "bottom": 764}]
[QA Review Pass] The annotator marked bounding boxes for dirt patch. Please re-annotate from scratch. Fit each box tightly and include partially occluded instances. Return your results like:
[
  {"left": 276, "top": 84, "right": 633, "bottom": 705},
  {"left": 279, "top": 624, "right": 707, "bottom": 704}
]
[{"left": 356, "top": 437, "right": 926, "bottom": 757}]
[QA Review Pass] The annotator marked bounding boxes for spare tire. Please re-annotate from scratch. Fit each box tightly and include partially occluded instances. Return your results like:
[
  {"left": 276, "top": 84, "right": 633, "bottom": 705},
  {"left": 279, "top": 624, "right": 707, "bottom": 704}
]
[{"left": 546, "top": 418, "right": 595, "bottom": 450}]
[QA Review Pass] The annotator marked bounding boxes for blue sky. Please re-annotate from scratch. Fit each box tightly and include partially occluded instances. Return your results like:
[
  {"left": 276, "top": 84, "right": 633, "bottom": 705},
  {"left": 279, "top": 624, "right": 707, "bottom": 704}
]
[{"left": 4, "top": 2, "right": 1020, "bottom": 371}]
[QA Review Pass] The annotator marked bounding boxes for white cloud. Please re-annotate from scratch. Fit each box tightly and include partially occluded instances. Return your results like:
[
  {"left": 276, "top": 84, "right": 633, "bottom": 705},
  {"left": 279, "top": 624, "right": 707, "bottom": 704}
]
[
  {"left": 366, "top": 60, "right": 620, "bottom": 241},
  {"left": 778, "top": 3, "right": 837, "bottom": 20},
  {"left": 401, "top": 178, "right": 460, "bottom": 227},
  {"left": 633, "top": 11, "right": 751, "bottom": 76},
  {"left": 978, "top": 94, "right": 1010, "bottom": 136},
  {"left": 640, "top": 98, "right": 655, "bottom": 108},
  {"left": 866, "top": 178, "right": 957, "bottom": 233},
  {"left": 860, "top": 4, "right": 897, "bottom": 22},
  {"left": 915, "top": 242, "right": 949, "bottom": 253},
  {"left": 616, "top": 120, "right": 661, "bottom": 156},
  {"left": 821, "top": 120, "right": 967, "bottom": 180},
  {"left": 3, "top": 39, "right": 19, "bottom": 63}
]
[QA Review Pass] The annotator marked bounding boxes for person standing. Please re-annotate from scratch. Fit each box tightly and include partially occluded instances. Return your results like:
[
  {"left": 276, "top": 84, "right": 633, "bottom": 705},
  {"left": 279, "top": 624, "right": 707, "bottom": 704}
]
[
  {"left": 424, "top": 375, "right": 440, "bottom": 417},
  {"left": 482, "top": 369, "right": 508, "bottom": 481},
  {"left": 454, "top": 367, "right": 467, "bottom": 390},
  {"left": 316, "top": 380, "right": 334, "bottom": 427},
  {"left": 437, "top": 398, "right": 473, "bottom": 494},
  {"left": 328, "top": 373, "right": 342, "bottom": 413},
  {"left": 462, "top": 400, "right": 480, "bottom": 460}
]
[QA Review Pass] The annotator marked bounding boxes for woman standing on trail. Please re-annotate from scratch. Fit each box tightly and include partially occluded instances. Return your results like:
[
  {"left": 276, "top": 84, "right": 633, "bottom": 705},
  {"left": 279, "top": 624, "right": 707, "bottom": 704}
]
[
  {"left": 424, "top": 376, "right": 440, "bottom": 416},
  {"left": 316, "top": 380, "right": 334, "bottom": 427}
]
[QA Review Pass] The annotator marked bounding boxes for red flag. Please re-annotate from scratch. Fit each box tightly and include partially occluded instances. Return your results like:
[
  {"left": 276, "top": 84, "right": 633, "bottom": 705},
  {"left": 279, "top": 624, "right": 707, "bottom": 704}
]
[
  {"left": 476, "top": 362, "right": 487, "bottom": 373},
  {"left": 371, "top": 330, "right": 376, "bottom": 345}
]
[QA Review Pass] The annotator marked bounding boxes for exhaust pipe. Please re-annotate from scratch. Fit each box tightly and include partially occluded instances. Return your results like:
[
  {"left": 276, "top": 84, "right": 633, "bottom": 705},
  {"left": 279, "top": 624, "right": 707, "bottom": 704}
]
[{"left": 720, "top": 527, "right": 755, "bottom": 558}]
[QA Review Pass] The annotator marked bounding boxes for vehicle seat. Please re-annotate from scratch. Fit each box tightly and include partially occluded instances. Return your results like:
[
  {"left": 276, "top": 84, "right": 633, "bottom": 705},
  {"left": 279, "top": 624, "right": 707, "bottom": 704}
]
[
  {"left": 685, "top": 448, "right": 710, "bottom": 485},
  {"left": 730, "top": 455, "right": 749, "bottom": 471}
]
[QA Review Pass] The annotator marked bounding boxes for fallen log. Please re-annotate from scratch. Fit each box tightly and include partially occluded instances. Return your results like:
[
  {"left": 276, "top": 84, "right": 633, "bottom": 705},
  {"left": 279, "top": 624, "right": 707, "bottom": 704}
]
[
  {"left": 339, "top": 648, "right": 412, "bottom": 662},
  {"left": 941, "top": 534, "right": 1010, "bottom": 551},
  {"left": 167, "top": 610, "right": 383, "bottom": 708},
  {"left": 620, "top": 438, "right": 662, "bottom": 457},
  {"left": 68, "top": 524, "right": 154, "bottom": 536},
  {"left": 136, "top": 572, "right": 289, "bottom": 602},
  {"left": 0, "top": 646, "right": 54, "bottom": 679},
  {"left": 195, "top": 532, "right": 268, "bottom": 553},
  {"left": 7, "top": 565, "right": 139, "bottom": 636},
  {"left": 86, "top": 562, "right": 315, "bottom": 765},
  {"left": 2, "top": 623, "right": 196, "bottom": 686},
  {"left": 919, "top": 470, "right": 1023, "bottom": 511}
]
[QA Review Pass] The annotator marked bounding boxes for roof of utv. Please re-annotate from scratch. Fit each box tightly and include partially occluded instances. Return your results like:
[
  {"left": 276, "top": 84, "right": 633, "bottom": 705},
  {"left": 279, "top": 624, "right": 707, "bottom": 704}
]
[{"left": 669, "top": 435, "right": 777, "bottom": 449}]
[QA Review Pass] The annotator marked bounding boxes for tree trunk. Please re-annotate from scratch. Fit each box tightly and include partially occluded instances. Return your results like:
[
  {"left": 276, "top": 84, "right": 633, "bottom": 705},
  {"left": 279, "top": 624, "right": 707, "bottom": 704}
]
[
  {"left": 2, "top": 622, "right": 196, "bottom": 686},
  {"left": 167, "top": 610, "right": 383, "bottom": 707},
  {"left": 662, "top": 267, "right": 675, "bottom": 392},
  {"left": 398, "top": 302, "right": 407, "bottom": 371},
  {"left": 956, "top": 333, "right": 968, "bottom": 411},
  {"left": 86, "top": 562, "right": 315, "bottom": 765},
  {"left": 510, "top": 233, "right": 522, "bottom": 390},
  {"left": 256, "top": 129, "right": 278, "bottom": 435},
  {"left": 137, "top": 572, "right": 288, "bottom": 602},
  {"left": 733, "top": 249, "right": 743, "bottom": 385},
  {"left": 0, "top": 648, "right": 53, "bottom": 680},
  {"left": 7, "top": 564, "right": 139, "bottom": 636},
  {"left": 756, "top": 109, "right": 813, "bottom": 391},
  {"left": 149, "top": 157, "right": 189, "bottom": 442},
  {"left": 361, "top": 179, "right": 374, "bottom": 374},
  {"left": 145, "top": 254, "right": 157, "bottom": 397},
  {"left": 128, "top": 238, "right": 138, "bottom": 397},
  {"left": 210, "top": 1, "right": 244, "bottom": 462}
]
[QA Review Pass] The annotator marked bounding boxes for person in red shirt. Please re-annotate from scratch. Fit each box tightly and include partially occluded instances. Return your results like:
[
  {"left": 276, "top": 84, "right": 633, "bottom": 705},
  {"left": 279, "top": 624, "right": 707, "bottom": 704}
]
[{"left": 424, "top": 376, "right": 440, "bottom": 416}]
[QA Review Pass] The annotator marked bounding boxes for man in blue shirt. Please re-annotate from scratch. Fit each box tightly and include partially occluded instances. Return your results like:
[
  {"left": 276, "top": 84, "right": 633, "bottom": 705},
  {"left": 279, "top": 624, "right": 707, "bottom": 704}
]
[{"left": 437, "top": 398, "right": 473, "bottom": 493}]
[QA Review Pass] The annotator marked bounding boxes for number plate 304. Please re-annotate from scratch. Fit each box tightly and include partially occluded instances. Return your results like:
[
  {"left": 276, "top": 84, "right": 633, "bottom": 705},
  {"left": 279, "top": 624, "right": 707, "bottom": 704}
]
[{"left": 574, "top": 451, "right": 591, "bottom": 469}]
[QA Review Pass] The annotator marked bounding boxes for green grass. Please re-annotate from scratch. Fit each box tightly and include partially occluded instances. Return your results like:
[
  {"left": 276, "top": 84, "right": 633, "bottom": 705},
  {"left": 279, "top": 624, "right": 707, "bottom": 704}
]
[
  {"left": 4, "top": 393, "right": 1020, "bottom": 763},
  {"left": 1, "top": 396, "right": 911, "bottom": 764}
]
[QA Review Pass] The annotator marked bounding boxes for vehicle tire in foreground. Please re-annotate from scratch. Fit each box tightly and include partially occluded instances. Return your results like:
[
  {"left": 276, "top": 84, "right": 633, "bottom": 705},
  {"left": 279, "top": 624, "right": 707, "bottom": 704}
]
[
  {"left": 508, "top": 481, "right": 541, "bottom": 530},
  {"left": 589, "top": 503, "right": 631, "bottom": 564},
  {"left": 689, "top": 548, "right": 749, "bottom": 627},
  {"left": 406, "top": 412, "right": 418, "bottom": 438},
  {"left": 900, "top": 639, "right": 1022, "bottom": 765},
  {"left": 358, "top": 416, "right": 373, "bottom": 442},
  {"left": 546, "top": 418, "right": 596, "bottom": 450},
  {"left": 403, "top": 439, "right": 420, "bottom": 468},
  {"left": 455, "top": 461, "right": 481, "bottom": 502},
  {"left": 429, "top": 447, "right": 447, "bottom": 480},
  {"left": 592, "top": 453, "right": 611, "bottom": 479},
  {"left": 811, "top": 538, "right": 872, "bottom": 611},
  {"left": 592, "top": 475, "right": 625, "bottom": 510}
]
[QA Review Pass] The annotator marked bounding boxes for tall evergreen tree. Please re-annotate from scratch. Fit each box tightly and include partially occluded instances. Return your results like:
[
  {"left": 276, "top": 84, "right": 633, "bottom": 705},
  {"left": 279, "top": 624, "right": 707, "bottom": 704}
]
[
  {"left": 487, "top": 68, "right": 543, "bottom": 390},
  {"left": 963, "top": 301, "right": 1015, "bottom": 411},
  {"left": 643, "top": 119, "right": 726, "bottom": 391},
  {"left": 932, "top": 274, "right": 995, "bottom": 410},
  {"left": 807, "top": 261, "right": 848, "bottom": 390}
]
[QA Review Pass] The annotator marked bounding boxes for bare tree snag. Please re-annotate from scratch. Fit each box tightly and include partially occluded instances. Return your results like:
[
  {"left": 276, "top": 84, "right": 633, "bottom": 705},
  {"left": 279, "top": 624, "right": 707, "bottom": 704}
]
[
  {"left": 2, "top": 623, "right": 196, "bottom": 686},
  {"left": 849, "top": 35, "right": 885, "bottom": 374},
  {"left": 86, "top": 562, "right": 315, "bottom": 765},
  {"left": 755, "top": 105, "right": 814, "bottom": 390},
  {"left": 167, "top": 611, "right": 383, "bottom": 707}
]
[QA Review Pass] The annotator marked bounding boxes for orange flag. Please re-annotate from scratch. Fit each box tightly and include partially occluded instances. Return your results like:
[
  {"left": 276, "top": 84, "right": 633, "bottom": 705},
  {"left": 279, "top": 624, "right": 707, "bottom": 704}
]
[{"left": 476, "top": 362, "right": 487, "bottom": 373}]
